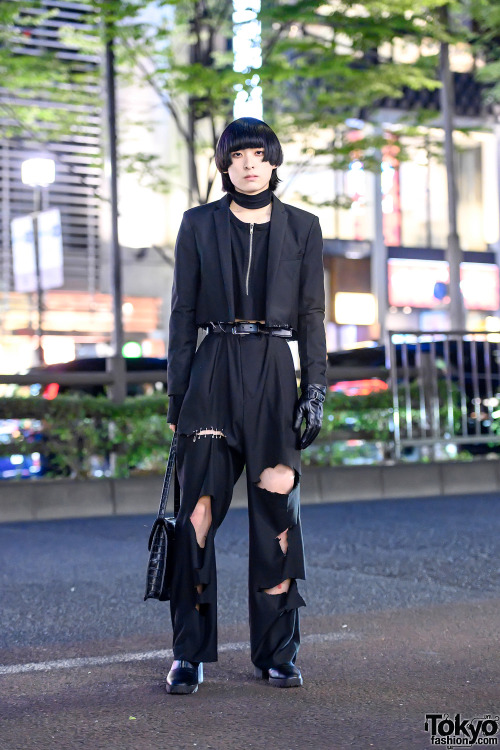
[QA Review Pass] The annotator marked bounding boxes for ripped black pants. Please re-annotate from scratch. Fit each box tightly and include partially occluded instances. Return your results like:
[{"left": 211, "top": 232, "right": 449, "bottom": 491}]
[{"left": 169, "top": 331, "right": 306, "bottom": 670}]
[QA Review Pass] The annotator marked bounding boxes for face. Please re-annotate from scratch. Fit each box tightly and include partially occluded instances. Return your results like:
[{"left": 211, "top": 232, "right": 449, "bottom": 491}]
[{"left": 227, "top": 147, "right": 276, "bottom": 194}]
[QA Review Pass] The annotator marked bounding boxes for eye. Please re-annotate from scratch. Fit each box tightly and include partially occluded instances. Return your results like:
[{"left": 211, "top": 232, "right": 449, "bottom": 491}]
[
  {"left": 231, "top": 151, "right": 242, "bottom": 158},
  {"left": 255, "top": 150, "right": 264, "bottom": 156}
]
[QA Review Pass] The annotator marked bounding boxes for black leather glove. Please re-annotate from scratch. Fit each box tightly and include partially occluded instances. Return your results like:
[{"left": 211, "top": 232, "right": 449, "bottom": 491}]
[{"left": 293, "top": 384, "right": 326, "bottom": 450}]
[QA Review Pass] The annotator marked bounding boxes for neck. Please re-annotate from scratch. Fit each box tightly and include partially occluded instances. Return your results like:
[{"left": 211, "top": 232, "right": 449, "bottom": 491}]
[{"left": 227, "top": 186, "right": 272, "bottom": 210}]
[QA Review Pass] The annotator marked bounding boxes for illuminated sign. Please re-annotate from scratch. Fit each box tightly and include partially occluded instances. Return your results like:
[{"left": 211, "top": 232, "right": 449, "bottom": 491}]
[
  {"left": 11, "top": 208, "right": 63, "bottom": 293},
  {"left": 335, "top": 292, "right": 377, "bottom": 325},
  {"left": 122, "top": 341, "right": 142, "bottom": 358},
  {"left": 388, "top": 259, "right": 499, "bottom": 311},
  {"left": 344, "top": 138, "right": 402, "bottom": 246}
]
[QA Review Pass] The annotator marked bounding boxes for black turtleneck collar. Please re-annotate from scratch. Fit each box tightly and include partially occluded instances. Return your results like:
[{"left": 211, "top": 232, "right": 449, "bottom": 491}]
[{"left": 226, "top": 187, "right": 272, "bottom": 210}]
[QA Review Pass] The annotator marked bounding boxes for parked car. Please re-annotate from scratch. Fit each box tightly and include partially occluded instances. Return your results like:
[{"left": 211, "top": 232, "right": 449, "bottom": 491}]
[
  {"left": 28, "top": 356, "right": 168, "bottom": 398},
  {"left": 328, "top": 339, "right": 500, "bottom": 402},
  {"left": 327, "top": 339, "right": 500, "bottom": 454},
  {"left": 327, "top": 345, "right": 389, "bottom": 395}
]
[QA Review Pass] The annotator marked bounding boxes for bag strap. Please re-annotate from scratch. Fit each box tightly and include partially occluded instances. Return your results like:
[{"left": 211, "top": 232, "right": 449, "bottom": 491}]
[
  {"left": 174, "top": 448, "right": 180, "bottom": 517},
  {"left": 157, "top": 431, "right": 179, "bottom": 519}
]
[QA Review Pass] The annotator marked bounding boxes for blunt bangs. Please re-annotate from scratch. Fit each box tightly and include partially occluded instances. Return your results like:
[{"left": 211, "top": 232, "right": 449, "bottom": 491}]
[{"left": 215, "top": 117, "right": 283, "bottom": 192}]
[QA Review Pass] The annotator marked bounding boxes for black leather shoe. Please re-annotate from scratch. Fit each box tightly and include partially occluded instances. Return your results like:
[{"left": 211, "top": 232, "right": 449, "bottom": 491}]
[
  {"left": 166, "top": 660, "right": 203, "bottom": 694},
  {"left": 254, "top": 662, "right": 303, "bottom": 688}
]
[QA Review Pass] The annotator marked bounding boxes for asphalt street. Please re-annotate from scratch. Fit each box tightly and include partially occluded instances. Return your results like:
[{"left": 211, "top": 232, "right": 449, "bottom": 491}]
[{"left": 0, "top": 492, "right": 499, "bottom": 750}]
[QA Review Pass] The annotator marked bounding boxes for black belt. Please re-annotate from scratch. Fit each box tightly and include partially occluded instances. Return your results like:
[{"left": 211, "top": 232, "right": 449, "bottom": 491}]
[{"left": 203, "top": 322, "right": 295, "bottom": 339}]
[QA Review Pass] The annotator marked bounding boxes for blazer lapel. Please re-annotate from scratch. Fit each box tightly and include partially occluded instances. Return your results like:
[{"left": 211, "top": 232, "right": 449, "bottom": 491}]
[
  {"left": 213, "top": 196, "right": 235, "bottom": 322},
  {"left": 266, "top": 195, "right": 288, "bottom": 317}
]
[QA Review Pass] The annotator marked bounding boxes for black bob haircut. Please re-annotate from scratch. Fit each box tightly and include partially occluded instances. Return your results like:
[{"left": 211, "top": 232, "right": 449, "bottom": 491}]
[{"left": 215, "top": 117, "right": 283, "bottom": 192}]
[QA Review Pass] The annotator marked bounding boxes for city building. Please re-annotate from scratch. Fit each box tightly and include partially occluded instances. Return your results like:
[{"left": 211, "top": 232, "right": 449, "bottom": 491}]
[
  {"left": 277, "top": 39, "right": 500, "bottom": 348},
  {"left": 2, "top": 2, "right": 500, "bottom": 375},
  {"left": 0, "top": 1, "right": 174, "bottom": 374}
]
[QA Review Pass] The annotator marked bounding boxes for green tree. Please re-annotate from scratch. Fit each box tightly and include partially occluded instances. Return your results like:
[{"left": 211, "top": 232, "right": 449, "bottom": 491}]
[
  {"left": 0, "top": 0, "right": 452, "bottom": 203},
  {"left": 0, "top": 0, "right": 103, "bottom": 200},
  {"left": 2, "top": 0, "right": 497, "bottom": 209},
  {"left": 257, "top": 0, "right": 498, "bottom": 331},
  {"left": 469, "top": 0, "right": 500, "bottom": 103},
  {"left": 0, "top": 2, "right": 99, "bottom": 137}
]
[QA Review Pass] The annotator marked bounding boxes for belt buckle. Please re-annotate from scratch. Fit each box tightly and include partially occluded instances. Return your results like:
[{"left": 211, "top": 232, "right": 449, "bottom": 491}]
[{"left": 232, "top": 322, "right": 257, "bottom": 335}]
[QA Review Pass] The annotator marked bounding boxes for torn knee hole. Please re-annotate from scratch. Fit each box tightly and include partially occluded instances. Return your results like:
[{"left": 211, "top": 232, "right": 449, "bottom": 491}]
[
  {"left": 264, "top": 578, "right": 291, "bottom": 595},
  {"left": 257, "top": 464, "right": 295, "bottom": 494},
  {"left": 276, "top": 527, "right": 289, "bottom": 555},
  {"left": 190, "top": 496, "right": 212, "bottom": 548},
  {"left": 191, "top": 428, "right": 225, "bottom": 442},
  {"left": 195, "top": 582, "right": 206, "bottom": 611}
]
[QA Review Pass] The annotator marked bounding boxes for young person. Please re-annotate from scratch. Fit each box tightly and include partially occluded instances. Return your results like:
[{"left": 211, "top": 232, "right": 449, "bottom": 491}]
[{"left": 165, "top": 116, "right": 327, "bottom": 694}]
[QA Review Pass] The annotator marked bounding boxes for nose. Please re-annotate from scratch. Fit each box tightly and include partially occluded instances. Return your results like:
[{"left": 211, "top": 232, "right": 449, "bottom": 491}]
[{"left": 243, "top": 153, "right": 256, "bottom": 169}]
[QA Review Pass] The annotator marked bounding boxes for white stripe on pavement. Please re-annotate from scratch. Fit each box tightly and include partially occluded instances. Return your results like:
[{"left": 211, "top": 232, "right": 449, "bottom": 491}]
[{"left": 0, "top": 631, "right": 356, "bottom": 676}]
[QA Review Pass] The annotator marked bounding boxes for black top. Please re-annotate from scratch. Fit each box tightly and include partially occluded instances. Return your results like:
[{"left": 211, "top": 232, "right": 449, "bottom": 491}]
[
  {"left": 230, "top": 210, "right": 270, "bottom": 321},
  {"left": 166, "top": 193, "right": 327, "bottom": 416}
]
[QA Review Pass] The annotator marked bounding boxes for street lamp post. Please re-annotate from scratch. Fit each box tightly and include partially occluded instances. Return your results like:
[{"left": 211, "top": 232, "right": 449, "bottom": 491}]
[{"left": 21, "top": 157, "right": 56, "bottom": 366}]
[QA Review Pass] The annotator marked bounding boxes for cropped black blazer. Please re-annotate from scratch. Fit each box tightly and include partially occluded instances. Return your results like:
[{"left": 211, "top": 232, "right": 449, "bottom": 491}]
[{"left": 167, "top": 193, "right": 327, "bottom": 398}]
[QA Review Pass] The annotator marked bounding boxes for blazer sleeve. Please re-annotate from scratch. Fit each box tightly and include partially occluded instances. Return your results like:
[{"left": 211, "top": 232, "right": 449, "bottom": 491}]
[
  {"left": 297, "top": 215, "right": 327, "bottom": 389},
  {"left": 167, "top": 211, "right": 200, "bottom": 401}
]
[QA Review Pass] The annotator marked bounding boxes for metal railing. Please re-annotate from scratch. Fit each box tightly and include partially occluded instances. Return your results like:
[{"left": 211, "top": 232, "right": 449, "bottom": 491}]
[
  {"left": 0, "top": 371, "right": 168, "bottom": 386},
  {"left": 0, "top": 358, "right": 167, "bottom": 402},
  {"left": 386, "top": 330, "right": 500, "bottom": 459}
]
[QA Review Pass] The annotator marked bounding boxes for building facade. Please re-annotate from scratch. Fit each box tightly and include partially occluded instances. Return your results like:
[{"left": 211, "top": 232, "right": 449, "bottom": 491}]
[
  {"left": 278, "top": 67, "right": 500, "bottom": 350},
  {"left": 0, "top": 1, "right": 173, "bottom": 374},
  {"left": 2, "top": 3, "right": 500, "bottom": 376}
]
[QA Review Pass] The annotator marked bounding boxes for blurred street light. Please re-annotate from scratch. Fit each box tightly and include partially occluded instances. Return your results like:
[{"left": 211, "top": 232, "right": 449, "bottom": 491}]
[{"left": 21, "top": 157, "right": 55, "bottom": 188}]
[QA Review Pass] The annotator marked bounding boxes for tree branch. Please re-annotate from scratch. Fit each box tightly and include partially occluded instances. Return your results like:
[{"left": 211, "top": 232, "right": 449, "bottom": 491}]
[
  {"left": 213, "top": 0, "right": 233, "bottom": 31},
  {"left": 118, "top": 34, "right": 190, "bottom": 144},
  {"left": 260, "top": 21, "right": 293, "bottom": 66}
]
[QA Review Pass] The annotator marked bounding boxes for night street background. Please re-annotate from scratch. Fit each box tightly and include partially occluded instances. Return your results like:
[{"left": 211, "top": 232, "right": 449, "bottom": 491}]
[{"left": 1, "top": 492, "right": 499, "bottom": 749}]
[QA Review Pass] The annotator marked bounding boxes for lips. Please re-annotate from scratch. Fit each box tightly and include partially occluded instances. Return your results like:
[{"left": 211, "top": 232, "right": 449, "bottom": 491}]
[{"left": 245, "top": 175, "right": 258, "bottom": 179}]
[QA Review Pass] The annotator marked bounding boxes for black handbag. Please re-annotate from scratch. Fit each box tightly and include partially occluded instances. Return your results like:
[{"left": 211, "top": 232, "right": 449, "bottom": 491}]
[{"left": 144, "top": 431, "right": 180, "bottom": 602}]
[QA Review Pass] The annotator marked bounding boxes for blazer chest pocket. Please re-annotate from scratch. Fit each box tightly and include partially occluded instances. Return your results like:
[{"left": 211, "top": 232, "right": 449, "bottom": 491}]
[{"left": 281, "top": 236, "right": 303, "bottom": 261}]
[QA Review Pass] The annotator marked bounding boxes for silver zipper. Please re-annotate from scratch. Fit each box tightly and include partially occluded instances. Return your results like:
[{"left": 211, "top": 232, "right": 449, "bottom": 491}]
[{"left": 245, "top": 223, "right": 254, "bottom": 295}]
